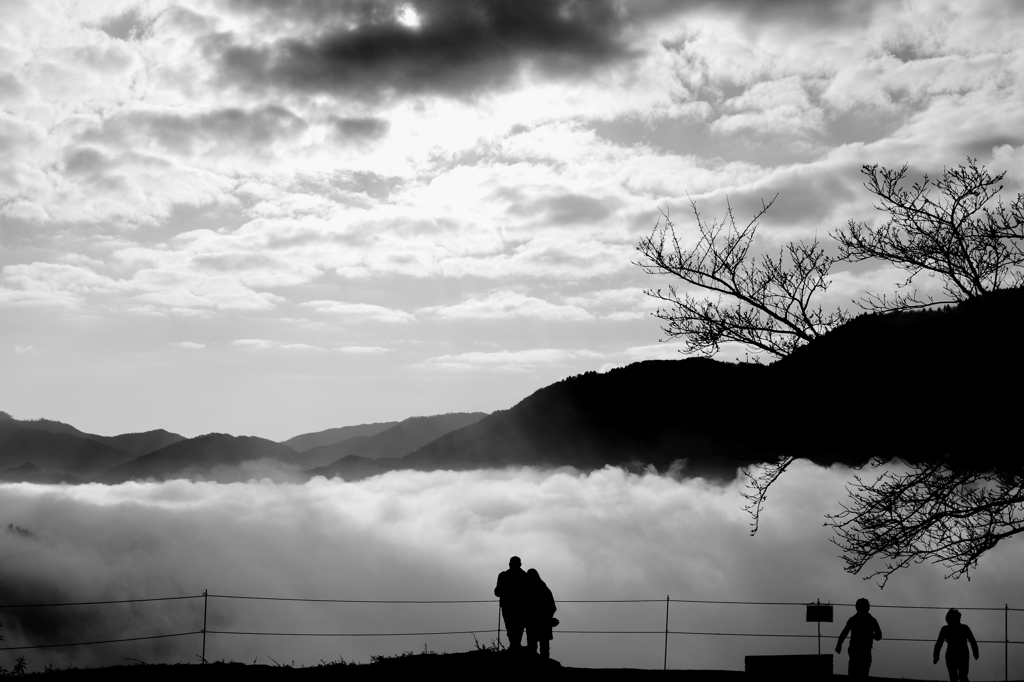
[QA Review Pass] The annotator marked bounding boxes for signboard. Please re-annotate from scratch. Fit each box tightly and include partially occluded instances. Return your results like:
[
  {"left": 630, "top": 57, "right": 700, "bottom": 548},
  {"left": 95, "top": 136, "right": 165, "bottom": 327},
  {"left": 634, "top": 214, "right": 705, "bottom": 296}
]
[{"left": 806, "top": 603, "right": 833, "bottom": 622}]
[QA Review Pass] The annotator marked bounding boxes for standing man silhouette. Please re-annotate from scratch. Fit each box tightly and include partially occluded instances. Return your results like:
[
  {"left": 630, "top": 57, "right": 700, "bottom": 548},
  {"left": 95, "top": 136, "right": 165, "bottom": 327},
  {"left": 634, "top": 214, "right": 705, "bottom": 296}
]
[
  {"left": 836, "top": 598, "right": 883, "bottom": 677},
  {"left": 495, "top": 556, "right": 527, "bottom": 650},
  {"left": 934, "top": 608, "right": 979, "bottom": 682}
]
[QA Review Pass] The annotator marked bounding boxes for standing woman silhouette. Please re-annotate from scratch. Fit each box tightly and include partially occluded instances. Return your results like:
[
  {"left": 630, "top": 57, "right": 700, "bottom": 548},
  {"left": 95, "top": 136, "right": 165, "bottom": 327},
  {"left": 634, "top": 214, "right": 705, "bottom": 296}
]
[{"left": 524, "top": 568, "right": 557, "bottom": 659}]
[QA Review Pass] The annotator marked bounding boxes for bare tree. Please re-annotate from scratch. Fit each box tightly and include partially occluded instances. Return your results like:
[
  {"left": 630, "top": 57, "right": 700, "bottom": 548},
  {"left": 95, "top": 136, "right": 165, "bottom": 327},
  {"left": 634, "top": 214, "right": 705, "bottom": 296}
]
[
  {"left": 631, "top": 161, "right": 1024, "bottom": 584},
  {"left": 824, "top": 461, "right": 1024, "bottom": 586},
  {"left": 833, "top": 159, "right": 1024, "bottom": 312},
  {"left": 635, "top": 196, "right": 850, "bottom": 359}
]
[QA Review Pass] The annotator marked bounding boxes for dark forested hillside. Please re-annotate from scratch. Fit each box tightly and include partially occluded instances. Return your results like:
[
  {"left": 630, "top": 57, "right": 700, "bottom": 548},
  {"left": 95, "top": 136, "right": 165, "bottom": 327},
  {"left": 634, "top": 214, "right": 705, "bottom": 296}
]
[
  {"left": 339, "top": 288, "right": 1023, "bottom": 480},
  {"left": 0, "top": 412, "right": 184, "bottom": 458},
  {"left": 0, "top": 420, "right": 137, "bottom": 478},
  {"left": 0, "top": 462, "right": 84, "bottom": 484},
  {"left": 400, "top": 361, "right": 762, "bottom": 479}
]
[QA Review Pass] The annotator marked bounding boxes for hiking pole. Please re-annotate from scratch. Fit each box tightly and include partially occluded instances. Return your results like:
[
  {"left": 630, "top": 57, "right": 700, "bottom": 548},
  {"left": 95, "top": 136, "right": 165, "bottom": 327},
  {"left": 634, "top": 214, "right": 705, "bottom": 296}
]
[
  {"left": 497, "top": 604, "right": 502, "bottom": 648},
  {"left": 664, "top": 595, "right": 669, "bottom": 670},
  {"left": 202, "top": 589, "right": 208, "bottom": 664}
]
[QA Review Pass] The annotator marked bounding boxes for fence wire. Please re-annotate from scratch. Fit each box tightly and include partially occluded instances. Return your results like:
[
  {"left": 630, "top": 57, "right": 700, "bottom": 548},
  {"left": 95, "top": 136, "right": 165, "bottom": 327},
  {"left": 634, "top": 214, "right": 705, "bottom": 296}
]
[{"left": 1, "top": 592, "right": 1022, "bottom": 660}]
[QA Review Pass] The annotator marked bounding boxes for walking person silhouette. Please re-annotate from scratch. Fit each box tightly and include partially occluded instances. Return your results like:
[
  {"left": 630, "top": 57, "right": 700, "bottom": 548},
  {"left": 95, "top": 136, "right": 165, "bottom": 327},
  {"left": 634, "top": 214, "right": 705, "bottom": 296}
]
[
  {"left": 934, "top": 609, "right": 979, "bottom": 682},
  {"left": 524, "top": 568, "right": 557, "bottom": 659},
  {"left": 835, "top": 598, "right": 882, "bottom": 677},
  {"left": 494, "top": 556, "right": 528, "bottom": 650}
]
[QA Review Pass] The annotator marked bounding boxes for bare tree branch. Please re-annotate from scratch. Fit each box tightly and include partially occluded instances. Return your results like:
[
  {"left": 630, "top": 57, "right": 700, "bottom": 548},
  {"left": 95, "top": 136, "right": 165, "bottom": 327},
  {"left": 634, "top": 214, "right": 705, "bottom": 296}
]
[
  {"left": 833, "top": 159, "right": 1024, "bottom": 312},
  {"left": 825, "top": 461, "right": 1024, "bottom": 587},
  {"left": 634, "top": 196, "right": 851, "bottom": 359},
  {"left": 741, "top": 456, "right": 796, "bottom": 536}
]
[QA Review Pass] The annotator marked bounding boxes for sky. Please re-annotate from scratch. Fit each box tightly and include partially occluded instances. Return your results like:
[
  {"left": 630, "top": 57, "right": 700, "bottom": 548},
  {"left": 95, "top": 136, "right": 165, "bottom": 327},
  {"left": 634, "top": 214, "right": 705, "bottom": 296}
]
[
  {"left": 2, "top": 463, "right": 1023, "bottom": 675},
  {"left": 3, "top": 0, "right": 1024, "bottom": 439}
]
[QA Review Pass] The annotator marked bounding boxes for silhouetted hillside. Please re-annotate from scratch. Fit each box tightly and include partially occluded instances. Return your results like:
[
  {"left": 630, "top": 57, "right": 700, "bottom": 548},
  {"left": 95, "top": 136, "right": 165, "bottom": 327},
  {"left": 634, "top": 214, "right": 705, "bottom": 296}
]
[
  {"left": 400, "top": 360, "right": 762, "bottom": 479},
  {"left": 332, "top": 289, "right": 1024, "bottom": 480},
  {"left": 282, "top": 421, "right": 398, "bottom": 452},
  {"left": 0, "top": 462, "right": 84, "bottom": 484},
  {"left": 309, "top": 413, "right": 488, "bottom": 472},
  {"left": 97, "top": 434, "right": 302, "bottom": 483},
  {"left": 770, "top": 287, "right": 1023, "bottom": 468},
  {"left": 0, "top": 421, "right": 136, "bottom": 479}
]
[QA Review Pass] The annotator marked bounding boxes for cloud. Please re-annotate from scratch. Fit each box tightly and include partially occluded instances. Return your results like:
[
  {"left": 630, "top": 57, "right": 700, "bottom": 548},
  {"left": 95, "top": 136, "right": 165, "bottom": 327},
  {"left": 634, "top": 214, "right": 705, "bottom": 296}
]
[
  {"left": 96, "top": 7, "right": 156, "bottom": 41},
  {"left": 301, "top": 300, "right": 416, "bottom": 323},
  {"left": 0, "top": 463, "right": 1021, "bottom": 675},
  {"left": 331, "top": 117, "right": 390, "bottom": 142},
  {"left": 334, "top": 345, "right": 393, "bottom": 354},
  {"left": 87, "top": 105, "right": 310, "bottom": 157},
  {"left": 418, "top": 348, "right": 602, "bottom": 372},
  {"left": 232, "top": 339, "right": 321, "bottom": 351},
  {"left": 712, "top": 76, "right": 825, "bottom": 137},
  {"left": 211, "top": 0, "right": 647, "bottom": 99},
  {"left": 423, "top": 291, "right": 593, "bottom": 321},
  {"left": 174, "top": 341, "right": 206, "bottom": 350}
]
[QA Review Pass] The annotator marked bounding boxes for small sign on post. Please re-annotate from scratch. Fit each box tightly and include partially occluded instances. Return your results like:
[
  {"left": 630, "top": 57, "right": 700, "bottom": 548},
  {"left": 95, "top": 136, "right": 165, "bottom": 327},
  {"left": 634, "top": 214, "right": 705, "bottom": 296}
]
[
  {"left": 806, "top": 600, "right": 833, "bottom": 655},
  {"left": 806, "top": 602, "right": 833, "bottom": 623}
]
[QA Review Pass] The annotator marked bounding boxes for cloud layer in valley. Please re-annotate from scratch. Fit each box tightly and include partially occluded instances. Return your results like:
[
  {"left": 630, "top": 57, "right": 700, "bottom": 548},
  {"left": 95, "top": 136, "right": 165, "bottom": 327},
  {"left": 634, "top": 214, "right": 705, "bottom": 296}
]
[{"left": 1, "top": 462, "right": 1022, "bottom": 676}]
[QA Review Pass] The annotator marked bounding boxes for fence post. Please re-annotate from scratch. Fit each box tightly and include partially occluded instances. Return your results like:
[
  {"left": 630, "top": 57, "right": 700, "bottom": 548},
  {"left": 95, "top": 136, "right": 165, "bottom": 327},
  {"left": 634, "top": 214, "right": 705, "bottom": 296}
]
[
  {"left": 664, "top": 595, "right": 669, "bottom": 671},
  {"left": 1006, "top": 603, "right": 1009, "bottom": 682},
  {"left": 817, "top": 599, "right": 821, "bottom": 656},
  {"left": 202, "top": 590, "right": 208, "bottom": 664}
]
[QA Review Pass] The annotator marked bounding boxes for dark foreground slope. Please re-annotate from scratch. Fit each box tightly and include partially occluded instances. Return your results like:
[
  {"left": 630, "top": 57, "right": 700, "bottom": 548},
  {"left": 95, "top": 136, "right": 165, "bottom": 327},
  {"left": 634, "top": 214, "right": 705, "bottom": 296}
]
[
  {"left": 24, "top": 653, "right": 990, "bottom": 681},
  {"left": 326, "top": 289, "right": 1023, "bottom": 481},
  {"left": 97, "top": 434, "right": 301, "bottom": 483}
]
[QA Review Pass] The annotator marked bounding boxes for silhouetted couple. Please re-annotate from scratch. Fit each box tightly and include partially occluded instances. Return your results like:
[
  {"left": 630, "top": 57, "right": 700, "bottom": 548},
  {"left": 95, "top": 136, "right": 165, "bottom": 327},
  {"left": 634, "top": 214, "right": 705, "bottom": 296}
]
[{"left": 494, "top": 556, "right": 557, "bottom": 658}]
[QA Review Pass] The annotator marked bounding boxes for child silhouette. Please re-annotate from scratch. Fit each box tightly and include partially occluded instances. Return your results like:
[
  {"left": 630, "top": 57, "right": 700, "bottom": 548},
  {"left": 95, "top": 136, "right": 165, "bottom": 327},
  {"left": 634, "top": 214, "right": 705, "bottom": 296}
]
[{"left": 934, "top": 609, "right": 979, "bottom": 682}]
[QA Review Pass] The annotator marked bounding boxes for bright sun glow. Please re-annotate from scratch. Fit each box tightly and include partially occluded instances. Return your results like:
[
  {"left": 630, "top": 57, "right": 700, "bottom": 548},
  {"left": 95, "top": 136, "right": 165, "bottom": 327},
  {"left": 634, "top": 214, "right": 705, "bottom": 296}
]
[{"left": 397, "top": 4, "right": 421, "bottom": 29}]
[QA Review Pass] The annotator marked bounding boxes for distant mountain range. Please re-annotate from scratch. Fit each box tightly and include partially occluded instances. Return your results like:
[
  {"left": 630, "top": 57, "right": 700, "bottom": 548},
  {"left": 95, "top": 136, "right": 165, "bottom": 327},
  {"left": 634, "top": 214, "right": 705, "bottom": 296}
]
[
  {"left": 281, "top": 422, "right": 398, "bottom": 454},
  {"left": 306, "top": 413, "right": 487, "bottom": 471},
  {"left": 0, "top": 411, "right": 489, "bottom": 484},
  {"left": 2, "top": 288, "right": 1019, "bottom": 484}
]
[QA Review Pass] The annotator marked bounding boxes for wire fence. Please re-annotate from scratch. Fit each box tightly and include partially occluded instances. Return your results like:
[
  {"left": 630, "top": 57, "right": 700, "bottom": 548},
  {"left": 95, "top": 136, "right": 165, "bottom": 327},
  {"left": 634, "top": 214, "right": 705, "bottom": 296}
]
[{"left": 1, "top": 592, "right": 1022, "bottom": 677}]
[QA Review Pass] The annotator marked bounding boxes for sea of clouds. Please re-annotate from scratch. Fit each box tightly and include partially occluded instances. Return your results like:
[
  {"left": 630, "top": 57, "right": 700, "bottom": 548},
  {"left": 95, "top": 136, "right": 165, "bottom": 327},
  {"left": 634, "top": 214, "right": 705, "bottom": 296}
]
[{"left": 1, "top": 462, "right": 1022, "bottom": 677}]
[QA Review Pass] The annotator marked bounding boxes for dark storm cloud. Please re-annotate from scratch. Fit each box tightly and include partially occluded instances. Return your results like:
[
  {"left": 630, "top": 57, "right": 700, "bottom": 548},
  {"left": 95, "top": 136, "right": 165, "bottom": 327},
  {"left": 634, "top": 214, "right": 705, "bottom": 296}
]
[
  {"left": 716, "top": 0, "right": 876, "bottom": 30},
  {"left": 86, "top": 105, "right": 308, "bottom": 155},
  {"left": 331, "top": 116, "right": 390, "bottom": 141},
  {"left": 97, "top": 6, "right": 155, "bottom": 41},
  {"left": 725, "top": 167, "right": 860, "bottom": 228},
  {"left": 212, "top": 0, "right": 648, "bottom": 99},
  {"left": 63, "top": 147, "right": 108, "bottom": 176},
  {"left": 504, "top": 192, "right": 614, "bottom": 225},
  {"left": 959, "top": 135, "right": 1024, "bottom": 161}
]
